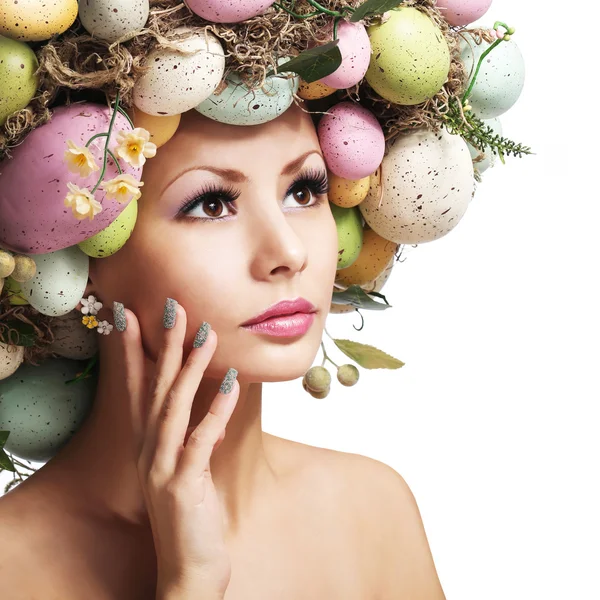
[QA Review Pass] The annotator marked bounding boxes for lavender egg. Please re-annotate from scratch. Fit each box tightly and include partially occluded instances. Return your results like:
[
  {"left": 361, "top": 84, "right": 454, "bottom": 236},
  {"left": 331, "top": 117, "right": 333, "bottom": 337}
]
[
  {"left": 435, "top": 0, "right": 492, "bottom": 27},
  {"left": 184, "top": 0, "right": 274, "bottom": 22},
  {"left": 0, "top": 103, "right": 141, "bottom": 254}
]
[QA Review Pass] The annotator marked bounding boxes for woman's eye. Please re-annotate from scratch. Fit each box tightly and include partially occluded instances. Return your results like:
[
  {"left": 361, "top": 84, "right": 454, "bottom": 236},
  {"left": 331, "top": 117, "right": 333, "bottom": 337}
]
[
  {"left": 283, "top": 182, "right": 323, "bottom": 208},
  {"left": 182, "top": 194, "right": 237, "bottom": 221}
]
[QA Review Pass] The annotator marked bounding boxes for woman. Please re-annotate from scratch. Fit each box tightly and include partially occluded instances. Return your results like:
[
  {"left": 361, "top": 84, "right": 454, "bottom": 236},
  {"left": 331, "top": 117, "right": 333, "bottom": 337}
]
[{"left": 0, "top": 104, "right": 446, "bottom": 598}]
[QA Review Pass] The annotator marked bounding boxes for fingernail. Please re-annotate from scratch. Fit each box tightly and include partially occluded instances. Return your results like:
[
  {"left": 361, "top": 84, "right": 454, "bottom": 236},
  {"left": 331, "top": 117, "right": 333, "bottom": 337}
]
[
  {"left": 164, "top": 297, "right": 177, "bottom": 329},
  {"left": 113, "top": 301, "right": 127, "bottom": 332},
  {"left": 193, "top": 321, "right": 211, "bottom": 348},
  {"left": 219, "top": 368, "right": 238, "bottom": 394}
]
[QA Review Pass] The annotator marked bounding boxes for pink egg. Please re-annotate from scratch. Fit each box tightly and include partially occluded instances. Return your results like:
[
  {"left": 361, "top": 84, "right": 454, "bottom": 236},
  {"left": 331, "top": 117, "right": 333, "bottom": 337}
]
[
  {"left": 320, "top": 20, "right": 371, "bottom": 89},
  {"left": 317, "top": 102, "right": 384, "bottom": 180},
  {"left": 435, "top": 0, "right": 493, "bottom": 27},
  {"left": 185, "top": 0, "right": 274, "bottom": 22},
  {"left": 0, "top": 103, "right": 141, "bottom": 254}
]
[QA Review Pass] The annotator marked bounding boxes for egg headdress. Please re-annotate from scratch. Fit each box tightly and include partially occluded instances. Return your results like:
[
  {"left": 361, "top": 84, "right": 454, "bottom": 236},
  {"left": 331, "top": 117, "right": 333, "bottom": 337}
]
[{"left": 0, "top": 0, "right": 532, "bottom": 481}]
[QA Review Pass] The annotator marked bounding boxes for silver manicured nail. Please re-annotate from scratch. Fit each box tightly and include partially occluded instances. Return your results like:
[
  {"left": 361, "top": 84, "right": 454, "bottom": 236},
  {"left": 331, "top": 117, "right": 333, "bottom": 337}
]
[
  {"left": 163, "top": 297, "right": 177, "bottom": 329},
  {"left": 219, "top": 368, "right": 238, "bottom": 394},
  {"left": 193, "top": 321, "right": 211, "bottom": 348},
  {"left": 113, "top": 301, "right": 127, "bottom": 332}
]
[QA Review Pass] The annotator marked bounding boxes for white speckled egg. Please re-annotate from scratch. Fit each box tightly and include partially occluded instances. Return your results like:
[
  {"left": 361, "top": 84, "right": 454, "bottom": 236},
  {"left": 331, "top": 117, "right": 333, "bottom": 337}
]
[
  {"left": 0, "top": 342, "right": 24, "bottom": 380},
  {"left": 78, "top": 0, "right": 149, "bottom": 44},
  {"left": 0, "top": 357, "right": 96, "bottom": 462},
  {"left": 467, "top": 116, "right": 503, "bottom": 174},
  {"left": 359, "top": 127, "right": 475, "bottom": 244},
  {"left": 460, "top": 32, "right": 525, "bottom": 119},
  {"left": 184, "top": 0, "right": 274, "bottom": 23},
  {"left": 195, "top": 58, "right": 298, "bottom": 125},
  {"left": 0, "top": 0, "right": 78, "bottom": 42},
  {"left": 49, "top": 311, "right": 98, "bottom": 360},
  {"left": 133, "top": 26, "right": 225, "bottom": 116},
  {"left": 19, "top": 246, "right": 89, "bottom": 316},
  {"left": 365, "top": 7, "right": 450, "bottom": 105}
]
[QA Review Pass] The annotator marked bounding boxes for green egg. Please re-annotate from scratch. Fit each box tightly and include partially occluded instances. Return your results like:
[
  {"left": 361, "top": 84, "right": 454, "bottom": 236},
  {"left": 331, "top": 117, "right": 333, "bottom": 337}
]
[
  {"left": 0, "top": 34, "right": 39, "bottom": 125},
  {"left": 77, "top": 198, "right": 138, "bottom": 258},
  {"left": 365, "top": 7, "right": 450, "bottom": 106},
  {"left": 330, "top": 202, "right": 363, "bottom": 269}
]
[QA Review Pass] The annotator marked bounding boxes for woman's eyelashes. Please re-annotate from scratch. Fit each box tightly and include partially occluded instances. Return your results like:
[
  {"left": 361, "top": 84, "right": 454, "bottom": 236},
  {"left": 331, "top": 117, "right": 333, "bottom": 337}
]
[{"left": 176, "top": 168, "right": 329, "bottom": 222}]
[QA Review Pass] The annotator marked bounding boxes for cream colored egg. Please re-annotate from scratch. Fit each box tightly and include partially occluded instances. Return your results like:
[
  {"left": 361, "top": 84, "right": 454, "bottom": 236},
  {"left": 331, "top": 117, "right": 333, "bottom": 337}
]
[
  {"left": 0, "top": 249, "right": 15, "bottom": 278},
  {"left": 0, "top": 341, "right": 24, "bottom": 380},
  {"left": 133, "top": 26, "right": 225, "bottom": 116},
  {"left": 49, "top": 310, "right": 99, "bottom": 360},
  {"left": 78, "top": 0, "right": 149, "bottom": 44},
  {"left": 10, "top": 255, "right": 36, "bottom": 282},
  {"left": 0, "top": 0, "right": 78, "bottom": 42},
  {"left": 78, "top": 198, "right": 138, "bottom": 258},
  {"left": 298, "top": 79, "right": 337, "bottom": 100},
  {"left": 328, "top": 172, "right": 370, "bottom": 208},
  {"left": 128, "top": 106, "right": 181, "bottom": 148}
]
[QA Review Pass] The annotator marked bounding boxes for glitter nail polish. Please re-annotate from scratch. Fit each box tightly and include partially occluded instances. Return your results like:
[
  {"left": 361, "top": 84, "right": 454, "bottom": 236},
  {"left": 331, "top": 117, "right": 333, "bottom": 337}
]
[
  {"left": 219, "top": 368, "right": 238, "bottom": 394},
  {"left": 163, "top": 297, "right": 177, "bottom": 329},
  {"left": 193, "top": 321, "right": 211, "bottom": 348},
  {"left": 113, "top": 301, "right": 127, "bottom": 332}
]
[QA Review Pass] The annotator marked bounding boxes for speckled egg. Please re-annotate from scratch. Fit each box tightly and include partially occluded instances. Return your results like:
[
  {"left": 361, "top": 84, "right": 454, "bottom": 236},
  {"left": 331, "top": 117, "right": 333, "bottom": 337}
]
[
  {"left": 133, "top": 26, "right": 225, "bottom": 116},
  {"left": 0, "top": 357, "right": 96, "bottom": 462},
  {"left": 365, "top": 7, "right": 450, "bottom": 105},
  {"left": 128, "top": 106, "right": 181, "bottom": 148},
  {"left": 460, "top": 32, "right": 525, "bottom": 119},
  {"left": 0, "top": 0, "right": 78, "bottom": 42},
  {"left": 78, "top": 0, "right": 149, "bottom": 44},
  {"left": 19, "top": 246, "right": 89, "bottom": 316},
  {"left": 49, "top": 310, "right": 99, "bottom": 360},
  {"left": 298, "top": 79, "right": 337, "bottom": 100},
  {"left": 435, "top": 0, "right": 492, "bottom": 27},
  {"left": 468, "top": 116, "right": 503, "bottom": 174},
  {"left": 330, "top": 203, "right": 363, "bottom": 269},
  {"left": 0, "top": 102, "right": 142, "bottom": 254},
  {"left": 4, "top": 277, "right": 29, "bottom": 305},
  {"left": 359, "top": 127, "right": 475, "bottom": 244},
  {"left": 195, "top": 58, "right": 299, "bottom": 125},
  {"left": 184, "top": 0, "right": 274, "bottom": 22},
  {"left": 320, "top": 20, "right": 371, "bottom": 89},
  {"left": 77, "top": 197, "right": 138, "bottom": 258},
  {"left": 335, "top": 227, "right": 398, "bottom": 287},
  {"left": 0, "top": 342, "right": 24, "bottom": 380},
  {"left": 328, "top": 172, "right": 370, "bottom": 208},
  {"left": 0, "top": 35, "right": 39, "bottom": 125},
  {"left": 318, "top": 102, "right": 384, "bottom": 180}
]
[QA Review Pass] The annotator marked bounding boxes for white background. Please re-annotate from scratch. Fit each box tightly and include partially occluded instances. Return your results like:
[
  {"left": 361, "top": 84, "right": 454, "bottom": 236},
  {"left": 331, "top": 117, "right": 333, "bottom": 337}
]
[{"left": 2, "top": 2, "right": 599, "bottom": 599}]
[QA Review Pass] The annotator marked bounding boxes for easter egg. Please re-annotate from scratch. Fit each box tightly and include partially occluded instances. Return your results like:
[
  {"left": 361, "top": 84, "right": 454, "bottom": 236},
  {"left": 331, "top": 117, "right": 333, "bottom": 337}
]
[
  {"left": 128, "top": 106, "right": 181, "bottom": 148},
  {"left": 0, "top": 249, "right": 15, "bottom": 278},
  {"left": 318, "top": 102, "right": 384, "bottom": 180},
  {"left": 365, "top": 7, "right": 450, "bottom": 105},
  {"left": 330, "top": 203, "right": 363, "bottom": 269},
  {"left": 359, "top": 127, "right": 475, "bottom": 244},
  {"left": 78, "top": 0, "right": 149, "bottom": 44},
  {"left": 0, "top": 0, "right": 78, "bottom": 42},
  {"left": 335, "top": 228, "right": 398, "bottom": 287},
  {"left": 3, "top": 277, "right": 28, "bottom": 305},
  {"left": 133, "top": 26, "right": 225, "bottom": 116},
  {"left": 328, "top": 172, "right": 370, "bottom": 208},
  {"left": 319, "top": 20, "right": 371, "bottom": 89},
  {"left": 195, "top": 58, "right": 299, "bottom": 125},
  {"left": 78, "top": 198, "right": 138, "bottom": 258},
  {"left": 467, "top": 116, "right": 503, "bottom": 174},
  {"left": 184, "top": 0, "right": 274, "bottom": 22},
  {"left": 0, "top": 103, "right": 141, "bottom": 254},
  {"left": 298, "top": 79, "right": 337, "bottom": 100},
  {"left": 435, "top": 0, "right": 492, "bottom": 27},
  {"left": 460, "top": 33, "right": 525, "bottom": 119},
  {"left": 0, "top": 342, "right": 24, "bottom": 381},
  {"left": 49, "top": 311, "right": 98, "bottom": 360},
  {"left": 0, "top": 35, "right": 39, "bottom": 125},
  {"left": 0, "top": 357, "right": 96, "bottom": 462},
  {"left": 19, "top": 246, "right": 89, "bottom": 316}
]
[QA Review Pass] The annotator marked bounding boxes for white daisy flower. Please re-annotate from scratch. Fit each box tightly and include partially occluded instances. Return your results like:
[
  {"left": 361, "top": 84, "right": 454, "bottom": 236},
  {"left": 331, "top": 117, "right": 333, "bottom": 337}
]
[
  {"left": 97, "top": 320, "right": 113, "bottom": 335},
  {"left": 80, "top": 295, "right": 103, "bottom": 316}
]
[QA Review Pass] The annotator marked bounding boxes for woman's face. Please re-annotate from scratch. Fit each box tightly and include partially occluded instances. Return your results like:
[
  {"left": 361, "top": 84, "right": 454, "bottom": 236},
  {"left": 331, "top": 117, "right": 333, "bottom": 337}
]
[{"left": 90, "top": 103, "right": 338, "bottom": 382}]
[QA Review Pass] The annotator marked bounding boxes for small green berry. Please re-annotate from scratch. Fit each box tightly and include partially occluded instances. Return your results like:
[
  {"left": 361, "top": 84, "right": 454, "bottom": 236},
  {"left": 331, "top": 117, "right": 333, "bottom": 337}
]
[
  {"left": 308, "top": 385, "right": 330, "bottom": 399},
  {"left": 303, "top": 366, "right": 331, "bottom": 393},
  {"left": 337, "top": 364, "right": 359, "bottom": 387}
]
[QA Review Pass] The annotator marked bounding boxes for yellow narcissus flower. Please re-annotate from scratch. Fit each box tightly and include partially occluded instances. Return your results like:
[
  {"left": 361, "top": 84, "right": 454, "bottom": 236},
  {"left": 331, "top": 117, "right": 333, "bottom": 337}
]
[
  {"left": 115, "top": 127, "right": 157, "bottom": 168},
  {"left": 100, "top": 174, "right": 144, "bottom": 204},
  {"left": 82, "top": 315, "right": 99, "bottom": 329},
  {"left": 64, "top": 139, "right": 100, "bottom": 178},
  {"left": 64, "top": 182, "right": 103, "bottom": 221}
]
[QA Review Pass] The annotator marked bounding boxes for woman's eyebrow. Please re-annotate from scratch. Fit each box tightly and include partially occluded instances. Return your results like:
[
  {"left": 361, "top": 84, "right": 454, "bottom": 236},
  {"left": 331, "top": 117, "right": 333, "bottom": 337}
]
[{"left": 160, "top": 149, "right": 323, "bottom": 196}]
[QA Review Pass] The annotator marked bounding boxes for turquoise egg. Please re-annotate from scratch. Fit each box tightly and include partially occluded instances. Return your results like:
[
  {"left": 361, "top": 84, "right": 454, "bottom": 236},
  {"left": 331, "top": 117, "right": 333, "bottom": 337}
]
[{"left": 0, "top": 357, "right": 96, "bottom": 462}]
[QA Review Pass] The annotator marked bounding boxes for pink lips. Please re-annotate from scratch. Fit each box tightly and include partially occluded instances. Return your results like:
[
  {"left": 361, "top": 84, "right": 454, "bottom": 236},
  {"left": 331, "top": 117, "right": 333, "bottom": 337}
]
[{"left": 241, "top": 298, "right": 317, "bottom": 337}]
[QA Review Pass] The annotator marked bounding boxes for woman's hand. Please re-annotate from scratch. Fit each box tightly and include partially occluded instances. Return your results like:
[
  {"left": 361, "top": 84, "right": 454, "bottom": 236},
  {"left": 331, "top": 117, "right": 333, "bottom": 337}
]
[{"left": 113, "top": 298, "right": 240, "bottom": 598}]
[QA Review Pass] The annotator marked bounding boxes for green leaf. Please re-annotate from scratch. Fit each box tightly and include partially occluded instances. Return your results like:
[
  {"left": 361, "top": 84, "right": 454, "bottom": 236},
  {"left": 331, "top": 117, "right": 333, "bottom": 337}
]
[
  {"left": 331, "top": 285, "right": 392, "bottom": 311},
  {"left": 0, "top": 432, "right": 16, "bottom": 472},
  {"left": 333, "top": 338, "right": 405, "bottom": 369},
  {"left": 350, "top": 0, "right": 405, "bottom": 22},
  {"left": 266, "top": 40, "right": 342, "bottom": 83},
  {"left": 0, "top": 320, "right": 36, "bottom": 347}
]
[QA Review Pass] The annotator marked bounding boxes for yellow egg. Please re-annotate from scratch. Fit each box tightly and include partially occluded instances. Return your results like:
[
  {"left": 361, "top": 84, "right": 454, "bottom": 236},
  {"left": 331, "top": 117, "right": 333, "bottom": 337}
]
[
  {"left": 298, "top": 79, "right": 337, "bottom": 100},
  {"left": 78, "top": 199, "right": 138, "bottom": 258},
  {"left": 4, "top": 276, "right": 29, "bottom": 305},
  {"left": 335, "top": 228, "right": 398, "bottom": 287},
  {"left": 328, "top": 172, "right": 370, "bottom": 208},
  {"left": 0, "top": 0, "right": 78, "bottom": 42},
  {"left": 128, "top": 106, "right": 181, "bottom": 148}
]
